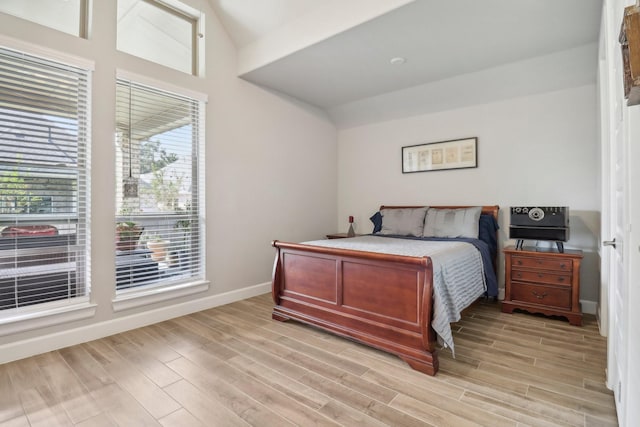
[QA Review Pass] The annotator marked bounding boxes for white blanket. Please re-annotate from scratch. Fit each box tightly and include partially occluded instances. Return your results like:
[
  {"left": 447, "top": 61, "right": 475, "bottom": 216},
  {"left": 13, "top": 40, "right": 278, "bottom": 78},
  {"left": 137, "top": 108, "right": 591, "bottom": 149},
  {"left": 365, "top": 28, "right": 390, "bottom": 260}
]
[{"left": 303, "top": 235, "right": 486, "bottom": 354}]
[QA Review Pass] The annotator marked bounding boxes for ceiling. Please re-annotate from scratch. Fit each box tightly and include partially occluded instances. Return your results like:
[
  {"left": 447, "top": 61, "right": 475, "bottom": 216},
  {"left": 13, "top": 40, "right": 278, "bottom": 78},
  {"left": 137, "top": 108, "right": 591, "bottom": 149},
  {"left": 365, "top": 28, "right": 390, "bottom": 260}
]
[
  {"left": 207, "top": 0, "right": 321, "bottom": 49},
  {"left": 209, "top": 0, "right": 603, "bottom": 119}
]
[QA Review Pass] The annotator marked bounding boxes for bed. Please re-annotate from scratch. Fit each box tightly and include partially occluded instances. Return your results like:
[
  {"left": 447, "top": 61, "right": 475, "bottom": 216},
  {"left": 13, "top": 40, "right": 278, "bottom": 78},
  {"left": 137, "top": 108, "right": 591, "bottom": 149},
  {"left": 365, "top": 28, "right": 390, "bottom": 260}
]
[{"left": 271, "top": 205, "right": 499, "bottom": 376}]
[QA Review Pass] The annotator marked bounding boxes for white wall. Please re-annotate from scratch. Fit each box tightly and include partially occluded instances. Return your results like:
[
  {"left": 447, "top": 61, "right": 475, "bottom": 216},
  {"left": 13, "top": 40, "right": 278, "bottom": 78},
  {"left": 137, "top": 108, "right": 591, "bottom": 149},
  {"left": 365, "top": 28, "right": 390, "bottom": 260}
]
[
  {"left": 337, "top": 84, "right": 600, "bottom": 307},
  {"left": 0, "top": 1, "right": 337, "bottom": 355}
]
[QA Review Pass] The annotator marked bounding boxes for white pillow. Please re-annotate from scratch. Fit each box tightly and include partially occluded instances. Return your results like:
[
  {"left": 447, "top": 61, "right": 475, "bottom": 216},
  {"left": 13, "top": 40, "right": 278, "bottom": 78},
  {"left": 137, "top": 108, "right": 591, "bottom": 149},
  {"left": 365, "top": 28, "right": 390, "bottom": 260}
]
[
  {"left": 423, "top": 207, "right": 482, "bottom": 238},
  {"left": 379, "top": 207, "right": 428, "bottom": 237}
]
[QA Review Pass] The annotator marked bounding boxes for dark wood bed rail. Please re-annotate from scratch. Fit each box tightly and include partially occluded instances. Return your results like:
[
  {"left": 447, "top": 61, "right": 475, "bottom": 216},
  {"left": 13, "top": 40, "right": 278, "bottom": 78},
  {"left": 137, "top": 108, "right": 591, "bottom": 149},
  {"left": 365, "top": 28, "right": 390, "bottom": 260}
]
[{"left": 271, "top": 240, "right": 438, "bottom": 374}]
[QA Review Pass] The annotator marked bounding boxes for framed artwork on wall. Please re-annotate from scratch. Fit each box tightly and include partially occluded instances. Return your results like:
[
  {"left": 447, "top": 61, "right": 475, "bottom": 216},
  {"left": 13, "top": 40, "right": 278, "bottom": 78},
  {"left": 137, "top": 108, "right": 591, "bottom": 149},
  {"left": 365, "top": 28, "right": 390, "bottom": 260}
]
[{"left": 402, "top": 137, "right": 477, "bottom": 173}]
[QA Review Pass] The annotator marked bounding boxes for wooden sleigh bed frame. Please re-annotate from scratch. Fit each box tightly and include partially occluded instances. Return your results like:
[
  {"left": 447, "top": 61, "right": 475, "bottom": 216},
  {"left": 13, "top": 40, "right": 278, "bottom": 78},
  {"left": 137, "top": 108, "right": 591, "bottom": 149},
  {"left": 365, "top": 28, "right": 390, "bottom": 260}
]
[{"left": 271, "top": 205, "right": 499, "bottom": 376}]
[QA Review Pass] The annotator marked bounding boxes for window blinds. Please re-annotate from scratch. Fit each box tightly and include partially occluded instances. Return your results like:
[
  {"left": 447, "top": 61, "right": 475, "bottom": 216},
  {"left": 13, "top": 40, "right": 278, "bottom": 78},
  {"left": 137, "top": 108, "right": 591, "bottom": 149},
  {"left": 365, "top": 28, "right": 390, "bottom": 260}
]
[
  {"left": 115, "top": 78, "right": 203, "bottom": 291},
  {"left": 0, "top": 47, "right": 90, "bottom": 311}
]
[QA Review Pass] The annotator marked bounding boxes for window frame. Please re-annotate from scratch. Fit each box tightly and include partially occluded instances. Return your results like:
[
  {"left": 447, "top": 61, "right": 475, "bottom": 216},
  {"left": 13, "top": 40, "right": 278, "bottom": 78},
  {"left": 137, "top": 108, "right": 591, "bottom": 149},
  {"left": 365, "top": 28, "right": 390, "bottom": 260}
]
[
  {"left": 116, "top": 0, "right": 203, "bottom": 76},
  {"left": 0, "top": 0, "right": 90, "bottom": 39},
  {"left": 112, "top": 70, "right": 207, "bottom": 310},
  {"left": 151, "top": 0, "right": 199, "bottom": 76},
  {"left": 0, "top": 40, "right": 95, "bottom": 332}
]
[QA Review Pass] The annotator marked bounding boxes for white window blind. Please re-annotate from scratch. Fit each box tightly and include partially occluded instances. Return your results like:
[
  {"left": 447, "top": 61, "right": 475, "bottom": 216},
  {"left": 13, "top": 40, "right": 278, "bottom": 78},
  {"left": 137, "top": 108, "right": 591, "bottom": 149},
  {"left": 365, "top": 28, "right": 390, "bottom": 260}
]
[
  {"left": 0, "top": 47, "right": 90, "bottom": 312},
  {"left": 115, "top": 77, "right": 203, "bottom": 291}
]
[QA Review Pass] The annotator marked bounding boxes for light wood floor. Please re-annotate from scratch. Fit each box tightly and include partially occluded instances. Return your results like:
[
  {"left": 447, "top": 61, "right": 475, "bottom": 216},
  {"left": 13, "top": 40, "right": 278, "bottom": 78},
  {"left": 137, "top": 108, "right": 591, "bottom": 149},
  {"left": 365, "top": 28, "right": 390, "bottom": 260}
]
[{"left": 0, "top": 294, "right": 617, "bottom": 427}]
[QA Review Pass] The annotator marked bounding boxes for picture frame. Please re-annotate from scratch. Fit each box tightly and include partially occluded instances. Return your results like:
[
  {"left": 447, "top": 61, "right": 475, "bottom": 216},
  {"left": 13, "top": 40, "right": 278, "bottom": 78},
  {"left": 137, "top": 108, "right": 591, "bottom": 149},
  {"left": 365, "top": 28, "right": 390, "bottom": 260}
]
[{"left": 402, "top": 137, "right": 477, "bottom": 173}]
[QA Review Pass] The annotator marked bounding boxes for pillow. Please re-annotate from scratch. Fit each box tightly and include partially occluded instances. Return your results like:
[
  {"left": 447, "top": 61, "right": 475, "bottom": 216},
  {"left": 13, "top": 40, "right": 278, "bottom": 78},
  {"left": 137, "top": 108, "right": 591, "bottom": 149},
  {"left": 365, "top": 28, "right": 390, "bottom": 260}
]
[
  {"left": 479, "top": 214, "right": 499, "bottom": 246},
  {"left": 370, "top": 211, "right": 383, "bottom": 233},
  {"left": 379, "top": 207, "right": 428, "bottom": 237},
  {"left": 423, "top": 206, "right": 482, "bottom": 238}
]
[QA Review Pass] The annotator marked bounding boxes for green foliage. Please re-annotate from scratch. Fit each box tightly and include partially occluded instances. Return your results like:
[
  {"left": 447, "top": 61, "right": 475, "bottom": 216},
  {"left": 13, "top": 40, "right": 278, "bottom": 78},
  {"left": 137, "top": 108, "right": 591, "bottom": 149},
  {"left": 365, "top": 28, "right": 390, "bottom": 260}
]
[
  {"left": 149, "top": 167, "right": 184, "bottom": 212},
  {"left": 116, "top": 221, "right": 142, "bottom": 239},
  {"left": 140, "top": 139, "right": 178, "bottom": 174},
  {"left": 0, "top": 170, "right": 44, "bottom": 214},
  {"left": 136, "top": 138, "right": 185, "bottom": 212}
]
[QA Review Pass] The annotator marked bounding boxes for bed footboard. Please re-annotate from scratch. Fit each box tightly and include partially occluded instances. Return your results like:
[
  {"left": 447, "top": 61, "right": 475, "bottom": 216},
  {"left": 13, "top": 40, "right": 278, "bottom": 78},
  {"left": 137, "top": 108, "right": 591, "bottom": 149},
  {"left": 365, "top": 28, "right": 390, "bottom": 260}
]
[{"left": 271, "top": 240, "right": 439, "bottom": 376}]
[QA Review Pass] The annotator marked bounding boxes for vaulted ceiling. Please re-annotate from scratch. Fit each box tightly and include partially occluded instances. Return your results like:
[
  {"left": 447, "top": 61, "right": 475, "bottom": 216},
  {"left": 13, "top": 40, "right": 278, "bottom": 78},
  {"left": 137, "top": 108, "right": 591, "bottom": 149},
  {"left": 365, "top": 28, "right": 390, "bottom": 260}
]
[{"left": 208, "top": 0, "right": 603, "bottom": 127}]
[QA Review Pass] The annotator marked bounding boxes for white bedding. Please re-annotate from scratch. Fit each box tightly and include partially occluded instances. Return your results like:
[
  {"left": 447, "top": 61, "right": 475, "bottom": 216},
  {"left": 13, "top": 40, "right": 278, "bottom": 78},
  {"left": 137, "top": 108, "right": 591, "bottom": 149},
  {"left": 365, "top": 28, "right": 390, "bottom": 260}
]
[{"left": 303, "top": 235, "right": 486, "bottom": 354}]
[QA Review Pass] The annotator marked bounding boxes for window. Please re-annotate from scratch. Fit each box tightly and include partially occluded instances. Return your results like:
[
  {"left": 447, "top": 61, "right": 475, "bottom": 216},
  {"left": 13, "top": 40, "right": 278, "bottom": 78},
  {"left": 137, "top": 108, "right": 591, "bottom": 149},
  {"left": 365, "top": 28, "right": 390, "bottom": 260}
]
[
  {"left": 0, "top": 0, "right": 88, "bottom": 38},
  {"left": 0, "top": 46, "right": 91, "bottom": 312},
  {"left": 117, "top": 0, "right": 201, "bottom": 75},
  {"left": 115, "top": 75, "right": 204, "bottom": 293}
]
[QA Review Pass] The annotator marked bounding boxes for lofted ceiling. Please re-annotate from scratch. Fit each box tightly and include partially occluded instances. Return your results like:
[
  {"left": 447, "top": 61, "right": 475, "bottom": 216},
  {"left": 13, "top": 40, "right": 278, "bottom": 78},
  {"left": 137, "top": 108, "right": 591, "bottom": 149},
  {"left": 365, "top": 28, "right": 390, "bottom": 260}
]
[
  {"left": 206, "top": 0, "right": 322, "bottom": 49},
  {"left": 209, "top": 0, "right": 603, "bottom": 123}
]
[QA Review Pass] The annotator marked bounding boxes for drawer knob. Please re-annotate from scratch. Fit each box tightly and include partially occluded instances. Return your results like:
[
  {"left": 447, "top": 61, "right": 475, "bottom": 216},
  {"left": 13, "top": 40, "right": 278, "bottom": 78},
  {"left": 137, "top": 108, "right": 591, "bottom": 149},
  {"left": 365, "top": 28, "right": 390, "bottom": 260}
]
[
  {"left": 558, "top": 276, "right": 565, "bottom": 282},
  {"left": 515, "top": 273, "right": 522, "bottom": 278},
  {"left": 560, "top": 263, "right": 566, "bottom": 269},
  {"left": 532, "top": 291, "right": 547, "bottom": 300},
  {"left": 517, "top": 260, "right": 523, "bottom": 265}
]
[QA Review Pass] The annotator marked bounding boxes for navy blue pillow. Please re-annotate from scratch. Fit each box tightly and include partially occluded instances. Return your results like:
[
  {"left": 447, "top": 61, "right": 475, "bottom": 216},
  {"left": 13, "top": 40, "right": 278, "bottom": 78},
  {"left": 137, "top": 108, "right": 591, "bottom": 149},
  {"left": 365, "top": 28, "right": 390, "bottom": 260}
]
[
  {"left": 478, "top": 214, "right": 499, "bottom": 257},
  {"left": 370, "top": 211, "right": 382, "bottom": 233}
]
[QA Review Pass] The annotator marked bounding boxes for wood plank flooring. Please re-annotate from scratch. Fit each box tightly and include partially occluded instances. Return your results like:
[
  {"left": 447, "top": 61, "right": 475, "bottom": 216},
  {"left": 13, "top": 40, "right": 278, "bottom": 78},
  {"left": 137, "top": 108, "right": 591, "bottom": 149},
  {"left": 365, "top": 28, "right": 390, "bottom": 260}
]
[{"left": 0, "top": 294, "right": 617, "bottom": 426}]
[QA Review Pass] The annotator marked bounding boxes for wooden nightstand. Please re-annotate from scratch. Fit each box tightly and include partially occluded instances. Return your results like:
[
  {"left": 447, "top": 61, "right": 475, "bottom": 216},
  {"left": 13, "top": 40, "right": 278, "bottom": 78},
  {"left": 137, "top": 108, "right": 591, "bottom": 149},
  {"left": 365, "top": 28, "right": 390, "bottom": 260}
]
[
  {"left": 502, "top": 246, "right": 583, "bottom": 326},
  {"left": 326, "top": 233, "right": 361, "bottom": 239}
]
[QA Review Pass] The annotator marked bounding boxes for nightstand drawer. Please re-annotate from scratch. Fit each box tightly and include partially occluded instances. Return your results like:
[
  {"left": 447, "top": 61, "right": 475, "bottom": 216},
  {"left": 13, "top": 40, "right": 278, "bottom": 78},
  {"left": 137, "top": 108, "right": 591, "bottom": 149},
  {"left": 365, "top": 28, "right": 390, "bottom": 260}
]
[
  {"left": 511, "top": 256, "right": 572, "bottom": 272},
  {"left": 511, "top": 282, "right": 571, "bottom": 309},
  {"left": 511, "top": 270, "right": 571, "bottom": 286}
]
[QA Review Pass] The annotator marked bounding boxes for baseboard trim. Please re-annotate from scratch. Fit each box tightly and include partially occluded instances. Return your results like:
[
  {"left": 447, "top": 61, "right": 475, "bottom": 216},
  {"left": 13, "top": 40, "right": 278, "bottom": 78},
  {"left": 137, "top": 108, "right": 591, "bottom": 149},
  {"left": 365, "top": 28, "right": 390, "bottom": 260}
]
[
  {"left": 581, "top": 299, "right": 597, "bottom": 315},
  {"left": 0, "top": 282, "right": 271, "bottom": 365}
]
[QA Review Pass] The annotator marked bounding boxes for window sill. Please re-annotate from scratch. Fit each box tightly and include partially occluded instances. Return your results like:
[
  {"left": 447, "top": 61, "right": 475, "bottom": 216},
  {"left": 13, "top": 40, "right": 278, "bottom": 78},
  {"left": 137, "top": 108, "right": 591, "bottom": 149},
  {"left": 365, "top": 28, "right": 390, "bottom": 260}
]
[
  {"left": 112, "top": 280, "right": 209, "bottom": 312},
  {"left": 0, "top": 299, "right": 97, "bottom": 337}
]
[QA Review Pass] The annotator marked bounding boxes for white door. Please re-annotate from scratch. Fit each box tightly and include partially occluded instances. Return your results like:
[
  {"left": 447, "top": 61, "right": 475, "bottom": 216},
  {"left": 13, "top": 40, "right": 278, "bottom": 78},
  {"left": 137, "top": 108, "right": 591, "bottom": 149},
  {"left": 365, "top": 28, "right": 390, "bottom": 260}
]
[
  {"left": 600, "top": 0, "right": 630, "bottom": 423},
  {"left": 605, "top": 90, "right": 627, "bottom": 419}
]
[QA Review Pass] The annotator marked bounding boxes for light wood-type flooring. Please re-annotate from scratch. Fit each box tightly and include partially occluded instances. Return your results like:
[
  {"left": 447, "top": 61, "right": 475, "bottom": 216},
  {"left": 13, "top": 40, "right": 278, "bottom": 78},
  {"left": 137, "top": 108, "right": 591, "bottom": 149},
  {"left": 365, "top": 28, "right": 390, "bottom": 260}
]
[{"left": 0, "top": 294, "right": 617, "bottom": 426}]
